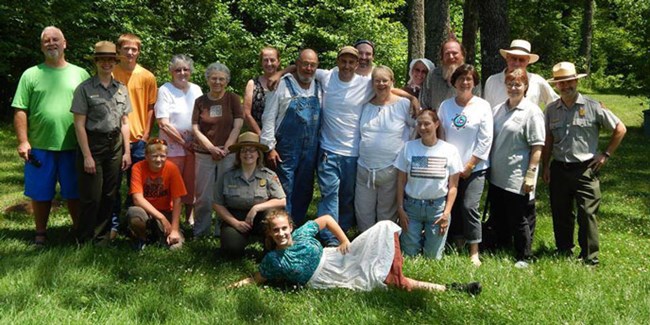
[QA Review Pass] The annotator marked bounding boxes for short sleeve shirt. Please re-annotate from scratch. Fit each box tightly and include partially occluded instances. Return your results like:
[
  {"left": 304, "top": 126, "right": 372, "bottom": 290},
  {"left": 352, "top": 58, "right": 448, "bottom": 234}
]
[
  {"left": 394, "top": 139, "right": 463, "bottom": 200},
  {"left": 129, "top": 160, "right": 187, "bottom": 212},
  {"left": 213, "top": 167, "right": 286, "bottom": 210},
  {"left": 70, "top": 76, "right": 132, "bottom": 133},
  {"left": 11, "top": 63, "right": 90, "bottom": 150},
  {"left": 154, "top": 82, "right": 203, "bottom": 157},
  {"left": 259, "top": 221, "right": 323, "bottom": 285},
  {"left": 490, "top": 99, "right": 545, "bottom": 195},
  {"left": 192, "top": 92, "right": 243, "bottom": 152},
  {"left": 113, "top": 64, "right": 158, "bottom": 142},
  {"left": 545, "top": 94, "right": 620, "bottom": 163},
  {"left": 484, "top": 71, "right": 559, "bottom": 110}
]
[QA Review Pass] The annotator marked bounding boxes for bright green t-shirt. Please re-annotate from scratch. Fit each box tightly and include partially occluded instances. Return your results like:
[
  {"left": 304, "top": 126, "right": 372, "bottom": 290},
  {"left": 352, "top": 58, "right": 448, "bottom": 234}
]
[{"left": 11, "top": 63, "right": 90, "bottom": 150}]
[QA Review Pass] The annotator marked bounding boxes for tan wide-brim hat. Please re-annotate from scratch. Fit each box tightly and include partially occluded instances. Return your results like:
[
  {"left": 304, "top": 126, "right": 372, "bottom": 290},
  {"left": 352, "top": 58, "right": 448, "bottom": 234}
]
[
  {"left": 228, "top": 132, "right": 269, "bottom": 153},
  {"left": 499, "top": 39, "right": 540, "bottom": 64},
  {"left": 87, "top": 40, "right": 123, "bottom": 61},
  {"left": 337, "top": 46, "right": 359, "bottom": 59},
  {"left": 547, "top": 61, "right": 588, "bottom": 83}
]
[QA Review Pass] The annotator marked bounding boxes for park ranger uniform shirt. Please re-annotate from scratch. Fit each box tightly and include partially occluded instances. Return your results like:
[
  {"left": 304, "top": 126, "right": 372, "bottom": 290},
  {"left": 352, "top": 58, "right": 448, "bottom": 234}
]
[{"left": 545, "top": 93, "right": 620, "bottom": 163}]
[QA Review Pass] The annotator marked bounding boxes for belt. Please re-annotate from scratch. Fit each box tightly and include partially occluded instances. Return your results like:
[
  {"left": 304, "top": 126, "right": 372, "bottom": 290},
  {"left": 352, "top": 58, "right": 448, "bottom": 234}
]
[
  {"left": 404, "top": 195, "right": 444, "bottom": 206},
  {"left": 553, "top": 159, "right": 593, "bottom": 170}
]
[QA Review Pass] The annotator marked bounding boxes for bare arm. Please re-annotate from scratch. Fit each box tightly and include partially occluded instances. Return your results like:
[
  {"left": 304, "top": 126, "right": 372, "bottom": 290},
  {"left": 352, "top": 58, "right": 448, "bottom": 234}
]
[
  {"left": 434, "top": 173, "right": 459, "bottom": 234},
  {"left": 121, "top": 115, "right": 131, "bottom": 170},
  {"left": 242, "top": 80, "right": 261, "bottom": 134},
  {"left": 74, "top": 114, "right": 96, "bottom": 174},
  {"left": 245, "top": 198, "right": 286, "bottom": 225},
  {"left": 157, "top": 117, "right": 185, "bottom": 145},
  {"left": 228, "top": 272, "right": 267, "bottom": 288},
  {"left": 14, "top": 109, "right": 30, "bottom": 161},
  {"left": 314, "top": 214, "right": 351, "bottom": 254},
  {"left": 223, "top": 118, "right": 244, "bottom": 154},
  {"left": 391, "top": 88, "right": 421, "bottom": 116},
  {"left": 142, "top": 104, "right": 155, "bottom": 142},
  {"left": 192, "top": 124, "right": 224, "bottom": 160},
  {"left": 267, "top": 65, "right": 296, "bottom": 91},
  {"left": 167, "top": 196, "right": 183, "bottom": 245},
  {"left": 213, "top": 202, "right": 251, "bottom": 233},
  {"left": 589, "top": 121, "right": 627, "bottom": 172},
  {"left": 523, "top": 145, "right": 543, "bottom": 193}
]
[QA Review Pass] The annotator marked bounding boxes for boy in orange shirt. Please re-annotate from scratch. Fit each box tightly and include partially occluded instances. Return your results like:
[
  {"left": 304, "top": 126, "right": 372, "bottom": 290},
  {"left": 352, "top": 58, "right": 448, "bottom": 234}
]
[{"left": 128, "top": 138, "right": 186, "bottom": 250}]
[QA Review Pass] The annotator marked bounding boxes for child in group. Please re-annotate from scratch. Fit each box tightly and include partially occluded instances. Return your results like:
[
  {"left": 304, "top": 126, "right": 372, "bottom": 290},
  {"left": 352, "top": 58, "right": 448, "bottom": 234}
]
[
  {"left": 394, "top": 109, "right": 463, "bottom": 259},
  {"left": 230, "top": 209, "right": 481, "bottom": 294}
]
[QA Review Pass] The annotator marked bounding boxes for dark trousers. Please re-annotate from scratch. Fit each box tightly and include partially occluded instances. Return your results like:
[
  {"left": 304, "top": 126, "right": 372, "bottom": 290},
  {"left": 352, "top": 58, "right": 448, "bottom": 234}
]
[
  {"left": 487, "top": 184, "right": 532, "bottom": 260},
  {"left": 550, "top": 161, "right": 601, "bottom": 260},
  {"left": 220, "top": 209, "right": 265, "bottom": 256},
  {"left": 76, "top": 131, "right": 123, "bottom": 242}
]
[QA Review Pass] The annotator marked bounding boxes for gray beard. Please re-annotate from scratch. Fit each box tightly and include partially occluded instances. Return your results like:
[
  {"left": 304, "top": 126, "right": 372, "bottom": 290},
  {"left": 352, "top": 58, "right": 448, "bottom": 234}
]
[
  {"left": 442, "top": 63, "right": 461, "bottom": 81},
  {"left": 296, "top": 73, "right": 314, "bottom": 85},
  {"left": 44, "top": 49, "right": 61, "bottom": 60}
]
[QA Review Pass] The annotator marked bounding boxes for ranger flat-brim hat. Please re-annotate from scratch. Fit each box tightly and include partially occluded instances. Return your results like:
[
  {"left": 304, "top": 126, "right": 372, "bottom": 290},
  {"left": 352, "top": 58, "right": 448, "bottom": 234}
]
[
  {"left": 228, "top": 132, "right": 269, "bottom": 153},
  {"left": 547, "top": 61, "right": 588, "bottom": 83},
  {"left": 91, "top": 41, "right": 121, "bottom": 60},
  {"left": 499, "top": 39, "right": 540, "bottom": 64}
]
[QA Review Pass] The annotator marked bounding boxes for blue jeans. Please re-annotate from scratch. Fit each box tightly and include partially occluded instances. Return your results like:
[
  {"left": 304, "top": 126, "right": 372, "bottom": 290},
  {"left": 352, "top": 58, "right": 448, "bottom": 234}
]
[
  {"left": 400, "top": 196, "right": 447, "bottom": 259},
  {"left": 274, "top": 78, "right": 321, "bottom": 225},
  {"left": 317, "top": 149, "right": 357, "bottom": 245}
]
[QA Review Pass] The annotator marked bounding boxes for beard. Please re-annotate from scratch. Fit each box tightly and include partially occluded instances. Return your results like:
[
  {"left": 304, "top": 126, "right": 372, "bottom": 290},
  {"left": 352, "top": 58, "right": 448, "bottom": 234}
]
[
  {"left": 296, "top": 73, "right": 314, "bottom": 84},
  {"left": 442, "top": 62, "right": 461, "bottom": 81},
  {"left": 44, "top": 49, "right": 61, "bottom": 60}
]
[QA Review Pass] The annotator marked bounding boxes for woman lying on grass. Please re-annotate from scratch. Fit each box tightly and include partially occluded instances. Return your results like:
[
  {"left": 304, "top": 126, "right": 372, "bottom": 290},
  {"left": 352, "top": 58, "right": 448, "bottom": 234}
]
[{"left": 230, "top": 209, "right": 482, "bottom": 295}]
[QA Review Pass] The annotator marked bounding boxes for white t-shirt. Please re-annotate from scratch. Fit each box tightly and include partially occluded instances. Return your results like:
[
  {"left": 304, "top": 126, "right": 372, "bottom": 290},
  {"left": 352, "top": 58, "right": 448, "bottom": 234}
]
[
  {"left": 154, "top": 82, "right": 203, "bottom": 157},
  {"left": 359, "top": 97, "right": 414, "bottom": 169},
  {"left": 484, "top": 71, "right": 559, "bottom": 110},
  {"left": 394, "top": 139, "right": 463, "bottom": 200},
  {"left": 260, "top": 74, "right": 318, "bottom": 151},
  {"left": 438, "top": 96, "right": 493, "bottom": 172},
  {"left": 316, "top": 68, "right": 374, "bottom": 157}
]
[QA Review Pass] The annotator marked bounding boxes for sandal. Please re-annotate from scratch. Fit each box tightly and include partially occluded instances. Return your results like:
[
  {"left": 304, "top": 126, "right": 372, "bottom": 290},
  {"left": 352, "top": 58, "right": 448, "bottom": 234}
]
[{"left": 34, "top": 231, "right": 47, "bottom": 247}]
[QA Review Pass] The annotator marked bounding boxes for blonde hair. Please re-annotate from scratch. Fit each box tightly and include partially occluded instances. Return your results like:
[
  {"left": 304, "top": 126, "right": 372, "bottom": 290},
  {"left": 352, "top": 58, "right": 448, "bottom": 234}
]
[{"left": 117, "top": 33, "right": 142, "bottom": 50}]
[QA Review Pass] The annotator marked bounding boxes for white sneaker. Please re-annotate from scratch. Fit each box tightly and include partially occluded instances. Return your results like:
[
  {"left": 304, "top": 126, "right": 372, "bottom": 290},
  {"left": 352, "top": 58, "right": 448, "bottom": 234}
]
[{"left": 514, "top": 260, "right": 529, "bottom": 269}]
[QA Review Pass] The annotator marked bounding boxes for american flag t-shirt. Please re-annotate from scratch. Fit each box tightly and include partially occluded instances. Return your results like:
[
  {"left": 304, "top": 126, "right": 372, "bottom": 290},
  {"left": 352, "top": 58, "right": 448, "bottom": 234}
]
[{"left": 410, "top": 156, "right": 447, "bottom": 179}]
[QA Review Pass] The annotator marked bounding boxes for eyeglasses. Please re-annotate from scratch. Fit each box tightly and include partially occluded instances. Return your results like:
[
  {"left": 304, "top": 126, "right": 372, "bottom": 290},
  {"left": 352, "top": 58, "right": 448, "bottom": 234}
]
[
  {"left": 174, "top": 67, "right": 190, "bottom": 73},
  {"left": 298, "top": 61, "right": 318, "bottom": 69},
  {"left": 506, "top": 82, "right": 526, "bottom": 89},
  {"left": 240, "top": 147, "right": 258, "bottom": 153}
]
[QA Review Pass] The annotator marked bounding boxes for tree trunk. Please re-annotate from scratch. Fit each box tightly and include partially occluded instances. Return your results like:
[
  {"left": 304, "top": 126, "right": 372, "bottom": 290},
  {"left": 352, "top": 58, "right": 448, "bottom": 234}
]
[
  {"left": 579, "top": 0, "right": 594, "bottom": 74},
  {"left": 424, "top": 0, "right": 450, "bottom": 65},
  {"left": 407, "top": 0, "right": 426, "bottom": 76},
  {"left": 479, "top": 0, "right": 509, "bottom": 85},
  {"left": 462, "top": 0, "right": 479, "bottom": 66}
]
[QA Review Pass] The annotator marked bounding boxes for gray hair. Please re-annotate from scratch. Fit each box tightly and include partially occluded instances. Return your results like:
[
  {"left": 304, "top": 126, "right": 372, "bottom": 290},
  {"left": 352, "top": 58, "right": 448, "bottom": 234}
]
[
  {"left": 40, "top": 26, "right": 64, "bottom": 41},
  {"left": 204, "top": 62, "right": 230, "bottom": 81},
  {"left": 169, "top": 54, "right": 194, "bottom": 73}
]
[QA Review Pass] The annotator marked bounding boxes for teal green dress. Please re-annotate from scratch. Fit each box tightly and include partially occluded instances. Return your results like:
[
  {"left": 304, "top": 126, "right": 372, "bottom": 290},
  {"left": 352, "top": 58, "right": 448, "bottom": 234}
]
[{"left": 259, "top": 221, "right": 322, "bottom": 284}]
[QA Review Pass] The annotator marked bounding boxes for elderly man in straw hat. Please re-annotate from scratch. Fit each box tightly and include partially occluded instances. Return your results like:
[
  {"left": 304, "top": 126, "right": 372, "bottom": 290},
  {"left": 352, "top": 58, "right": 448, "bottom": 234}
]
[
  {"left": 71, "top": 41, "right": 132, "bottom": 243},
  {"left": 541, "top": 62, "right": 626, "bottom": 265},
  {"left": 484, "top": 39, "right": 558, "bottom": 109}
]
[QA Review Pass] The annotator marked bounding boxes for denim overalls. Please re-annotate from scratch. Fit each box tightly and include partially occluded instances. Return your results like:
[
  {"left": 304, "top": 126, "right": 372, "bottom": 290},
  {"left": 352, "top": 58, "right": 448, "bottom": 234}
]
[{"left": 274, "top": 78, "right": 321, "bottom": 225}]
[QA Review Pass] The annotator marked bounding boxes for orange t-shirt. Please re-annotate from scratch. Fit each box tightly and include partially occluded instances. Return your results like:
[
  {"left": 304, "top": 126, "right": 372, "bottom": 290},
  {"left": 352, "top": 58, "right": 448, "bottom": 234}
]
[
  {"left": 113, "top": 64, "right": 157, "bottom": 142},
  {"left": 130, "top": 160, "right": 187, "bottom": 212}
]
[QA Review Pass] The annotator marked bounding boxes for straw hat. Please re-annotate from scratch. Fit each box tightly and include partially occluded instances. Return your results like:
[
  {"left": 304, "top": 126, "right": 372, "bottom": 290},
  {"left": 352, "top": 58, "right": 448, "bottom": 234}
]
[
  {"left": 499, "top": 39, "right": 539, "bottom": 64},
  {"left": 228, "top": 132, "right": 269, "bottom": 153},
  {"left": 547, "top": 61, "right": 588, "bottom": 83}
]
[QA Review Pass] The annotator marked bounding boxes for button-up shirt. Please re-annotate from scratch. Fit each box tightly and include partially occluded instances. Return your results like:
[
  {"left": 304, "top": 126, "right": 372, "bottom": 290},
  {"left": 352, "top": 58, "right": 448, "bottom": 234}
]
[{"left": 545, "top": 93, "right": 620, "bottom": 163}]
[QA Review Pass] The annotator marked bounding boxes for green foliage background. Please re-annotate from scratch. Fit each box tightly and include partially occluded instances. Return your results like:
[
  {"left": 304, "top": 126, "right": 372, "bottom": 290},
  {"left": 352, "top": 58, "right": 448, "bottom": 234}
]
[{"left": 1, "top": 0, "right": 648, "bottom": 119}]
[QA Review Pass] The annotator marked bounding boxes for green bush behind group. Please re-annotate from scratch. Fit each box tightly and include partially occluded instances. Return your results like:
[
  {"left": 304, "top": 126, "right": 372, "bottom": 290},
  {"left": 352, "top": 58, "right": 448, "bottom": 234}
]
[{"left": 2, "top": 0, "right": 649, "bottom": 121}]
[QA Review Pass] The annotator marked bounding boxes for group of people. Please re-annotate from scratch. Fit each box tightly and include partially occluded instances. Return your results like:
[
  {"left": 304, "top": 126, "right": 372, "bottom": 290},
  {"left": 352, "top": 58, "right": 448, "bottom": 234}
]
[{"left": 12, "top": 25, "right": 625, "bottom": 292}]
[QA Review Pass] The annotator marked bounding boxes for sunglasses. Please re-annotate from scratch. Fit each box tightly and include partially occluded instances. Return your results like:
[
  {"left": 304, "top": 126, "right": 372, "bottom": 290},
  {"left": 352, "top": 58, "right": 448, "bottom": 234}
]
[{"left": 147, "top": 138, "right": 167, "bottom": 146}]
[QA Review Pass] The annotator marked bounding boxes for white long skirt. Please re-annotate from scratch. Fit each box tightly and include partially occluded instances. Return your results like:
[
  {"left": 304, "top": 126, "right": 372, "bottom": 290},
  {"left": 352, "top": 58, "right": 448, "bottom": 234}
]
[{"left": 307, "top": 220, "right": 402, "bottom": 291}]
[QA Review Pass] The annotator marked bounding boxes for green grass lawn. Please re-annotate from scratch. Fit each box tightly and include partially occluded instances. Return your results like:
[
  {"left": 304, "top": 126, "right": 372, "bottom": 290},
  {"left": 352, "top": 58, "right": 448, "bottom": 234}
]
[{"left": 1, "top": 93, "right": 649, "bottom": 324}]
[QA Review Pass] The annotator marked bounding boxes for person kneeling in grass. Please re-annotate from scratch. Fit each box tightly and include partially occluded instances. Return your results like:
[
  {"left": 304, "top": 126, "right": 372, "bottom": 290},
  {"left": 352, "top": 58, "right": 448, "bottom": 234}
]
[
  {"left": 127, "top": 138, "right": 186, "bottom": 250},
  {"left": 230, "top": 209, "right": 481, "bottom": 295}
]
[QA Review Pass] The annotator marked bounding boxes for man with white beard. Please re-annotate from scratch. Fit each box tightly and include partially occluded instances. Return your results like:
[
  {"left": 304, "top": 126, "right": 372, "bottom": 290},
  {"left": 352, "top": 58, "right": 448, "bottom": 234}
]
[{"left": 420, "top": 38, "right": 481, "bottom": 110}]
